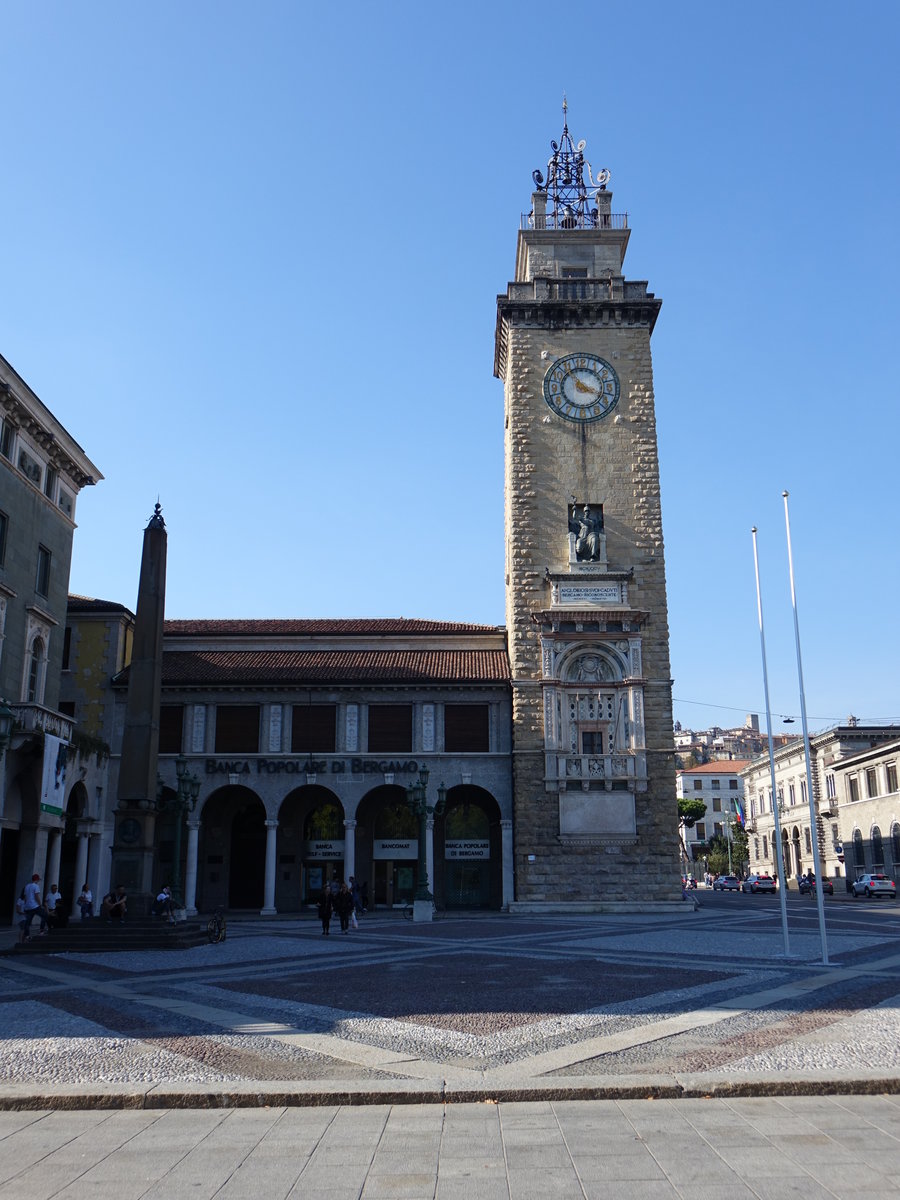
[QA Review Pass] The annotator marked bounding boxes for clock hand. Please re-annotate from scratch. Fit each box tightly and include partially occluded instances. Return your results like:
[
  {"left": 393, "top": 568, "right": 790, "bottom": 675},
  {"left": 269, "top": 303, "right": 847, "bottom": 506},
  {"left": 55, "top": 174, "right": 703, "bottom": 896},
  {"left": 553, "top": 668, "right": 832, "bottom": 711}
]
[{"left": 573, "top": 377, "right": 600, "bottom": 397}]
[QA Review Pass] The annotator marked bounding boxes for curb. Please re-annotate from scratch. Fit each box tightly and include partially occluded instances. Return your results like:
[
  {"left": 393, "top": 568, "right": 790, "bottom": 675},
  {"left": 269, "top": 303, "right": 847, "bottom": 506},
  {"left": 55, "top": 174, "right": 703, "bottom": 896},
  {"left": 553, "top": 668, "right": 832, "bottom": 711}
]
[{"left": 2, "top": 1072, "right": 899, "bottom": 1110}]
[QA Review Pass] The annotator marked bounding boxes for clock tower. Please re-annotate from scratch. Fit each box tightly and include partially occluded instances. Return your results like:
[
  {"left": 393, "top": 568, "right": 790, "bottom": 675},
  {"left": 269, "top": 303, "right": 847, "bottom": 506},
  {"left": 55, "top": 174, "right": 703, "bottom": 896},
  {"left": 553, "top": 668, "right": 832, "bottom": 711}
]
[{"left": 494, "top": 105, "right": 679, "bottom": 905}]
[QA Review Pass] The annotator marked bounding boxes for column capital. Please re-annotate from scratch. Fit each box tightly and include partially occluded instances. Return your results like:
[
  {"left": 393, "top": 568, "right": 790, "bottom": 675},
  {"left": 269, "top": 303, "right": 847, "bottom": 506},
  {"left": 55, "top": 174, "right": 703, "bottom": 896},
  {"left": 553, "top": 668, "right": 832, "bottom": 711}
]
[
  {"left": 500, "top": 818, "right": 513, "bottom": 830},
  {"left": 264, "top": 819, "right": 279, "bottom": 830},
  {"left": 343, "top": 818, "right": 357, "bottom": 830}
]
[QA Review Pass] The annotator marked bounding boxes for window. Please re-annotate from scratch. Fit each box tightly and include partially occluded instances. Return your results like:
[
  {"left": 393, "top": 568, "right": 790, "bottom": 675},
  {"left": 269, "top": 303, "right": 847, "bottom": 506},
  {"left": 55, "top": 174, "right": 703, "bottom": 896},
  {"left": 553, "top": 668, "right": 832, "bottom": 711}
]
[
  {"left": 0, "top": 418, "right": 12, "bottom": 459},
  {"left": 35, "top": 545, "right": 51, "bottom": 597},
  {"left": 159, "top": 705, "right": 185, "bottom": 754},
  {"left": 445, "top": 704, "right": 489, "bottom": 753},
  {"left": 292, "top": 704, "right": 337, "bottom": 753},
  {"left": 26, "top": 636, "right": 45, "bottom": 703},
  {"left": 866, "top": 768, "right": 878, "bottom": 798},
  {"left": 892, "top": 824, "right": 900, "bottom": 869},
  {"left": 888, "top": 763, "right": 898, "bottom": 794},
  {"left": 712, "top": 797, "right": 722, "bottom": 812},
  {"left": 0, "top": 510, "right": 7, "bottom": 566},
  {"left": 714, "top": 821, "right": 724, "bottom": 838},
  {"left": 788, "top": 783, "right": 796, "bottom": 806},
  {"left": 58, "top": 488, "right": 73, "bottom": 519},
  {"left": 763, "top": 835, "right": 768, "bottom": 858},
  {"left": 804, "top": 827, "right": 812, "bottom": 854},
  {"left": 695, "top": 822, "right": 706, "bottom": 841},
  {"left": 711, "top": 779, "right": 721, "bottom": 790},
  {"left": 44, "top": 466, "right": 57, "bottom": 500},
  {"left": 62, "top": 626, "right": 72, "bottom": 670},
  {"left": 58, "top": 700, "right": 75, "bottom": 719},
  {"left": 18, "top": 446, "right": 42, "bottom": 486},
  {"left": 754, "top": 837, "right": 760, "bottom": 859},
  {"left": 872, "top": 826, "right": 884, "bottom": 871},
  {"left": 826, "top": 774, "right": 836, "bottom": 799},
  {"left": 561, "top": 267, "right": 588, "bottom": 278},
  {"left": 849, "top": 775, "right": 860, "bottom": 803},
  {"left": 800, "top": 779, "right": 807, "bottom": 804},
  {"left": 693, "top": 779, "right": 703, "bottom": 791},
  {"left": 368, "top": 704, "right": 412, "bottom": 753},
  {"left": 729, "top": 779, "right": 738, "bottom": 790},
  {"left": 853, "top": 828, "right": 865, "bottom": 870},
  {"left": 581, "top": 730, "right": 603, "bottom": 754},
  {"left": 214, "top": 705, "right": 260, "bottom": 753}
]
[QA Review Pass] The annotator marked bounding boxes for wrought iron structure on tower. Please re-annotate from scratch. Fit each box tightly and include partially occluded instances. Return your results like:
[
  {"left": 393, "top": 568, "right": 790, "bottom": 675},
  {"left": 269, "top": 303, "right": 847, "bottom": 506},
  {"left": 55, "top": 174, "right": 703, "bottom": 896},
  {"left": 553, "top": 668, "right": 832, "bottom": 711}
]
[{"left": 530, "top": 98, "right": 610, "bottom": 230}]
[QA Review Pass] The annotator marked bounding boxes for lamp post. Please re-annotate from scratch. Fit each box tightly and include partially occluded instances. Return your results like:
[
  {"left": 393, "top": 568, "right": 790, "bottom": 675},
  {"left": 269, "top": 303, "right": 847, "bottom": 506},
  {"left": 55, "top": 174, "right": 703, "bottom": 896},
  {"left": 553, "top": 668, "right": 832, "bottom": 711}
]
[
  {"left": 405, "top": 765, "right": 446, "bottom": 917},
  {"left": 157, "top": 754, "right": 201, "bottom": 907}
]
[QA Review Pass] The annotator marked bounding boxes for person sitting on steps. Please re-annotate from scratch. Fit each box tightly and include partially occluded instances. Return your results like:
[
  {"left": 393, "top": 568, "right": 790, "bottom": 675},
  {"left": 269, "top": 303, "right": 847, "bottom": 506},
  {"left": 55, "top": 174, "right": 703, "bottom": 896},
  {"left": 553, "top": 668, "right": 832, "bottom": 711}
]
[{"left": 102, "top": 884, "right": 128, "bottom": 924}]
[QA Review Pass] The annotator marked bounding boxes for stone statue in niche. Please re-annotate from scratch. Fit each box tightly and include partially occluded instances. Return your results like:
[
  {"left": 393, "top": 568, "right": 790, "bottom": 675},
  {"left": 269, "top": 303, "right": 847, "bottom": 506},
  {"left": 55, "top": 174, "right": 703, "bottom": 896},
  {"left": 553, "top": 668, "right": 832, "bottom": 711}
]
[{"left": 568, "top": 504, "right": 604, "bottom": 562}]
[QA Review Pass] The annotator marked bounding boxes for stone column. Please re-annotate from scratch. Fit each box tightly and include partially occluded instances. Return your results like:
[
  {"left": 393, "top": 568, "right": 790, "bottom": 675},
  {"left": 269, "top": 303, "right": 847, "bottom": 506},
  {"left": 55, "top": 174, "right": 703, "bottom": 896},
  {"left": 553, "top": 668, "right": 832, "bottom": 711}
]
[
  {"left": 46, "top": 829, "right": 62, "bottom": 888},
  {"left": 425, "top": 814, "right": 435, "bottom": 897},
  {"left": 72, "top": 833, "right": 89, "bottom": 920},
  {"left": 343, "top": 819, "right": 356, "bottom": 881},
  {"left": 261, "top": 819, "right": 278, "bottom": 915},
  {"left": 500, "top": 819, "right": 514, "bottom": 910},
  {"left": 184, "top": 821, "right": 200, "bottom": 916}
]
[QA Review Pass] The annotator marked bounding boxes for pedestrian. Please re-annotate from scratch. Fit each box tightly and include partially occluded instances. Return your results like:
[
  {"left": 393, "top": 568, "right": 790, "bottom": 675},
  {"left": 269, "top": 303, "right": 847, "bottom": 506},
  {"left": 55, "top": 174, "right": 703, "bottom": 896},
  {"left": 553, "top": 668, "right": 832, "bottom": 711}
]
[
  {"left": 23, "top": 874, "right": 49, "bottom": 938},
  {"left": 102, "top": 884, "right": 128, "bottom": 924},
  {"left": 350, "top": 876, "right": 362, "bottom": 916},
  {"left": 15, "top": 889, "right": 27, "bottom": 943},
  {"left": 317, "top": 887, "right": 332, "bottom": 936},
  {"left": 334, "top": 883, "right": 354, "bottom": 933},
  {"left": 78, "top": 882, "right": 93, "bottom": 920},
  {"left": 44, "top": 883, "right": 65, "bottom": 928},
  {"left": 152, "top": 886, "right": 176, "bottom": 923},
  {"left": 360, "top": 880, "right": 369, "bottom": 912}
]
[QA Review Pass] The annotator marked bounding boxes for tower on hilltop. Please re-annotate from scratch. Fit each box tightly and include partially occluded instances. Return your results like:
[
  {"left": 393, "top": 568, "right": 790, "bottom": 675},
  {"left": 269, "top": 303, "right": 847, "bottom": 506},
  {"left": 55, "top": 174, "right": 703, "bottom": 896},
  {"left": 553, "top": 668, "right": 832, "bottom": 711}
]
[{"left": 494, "top": 103, "right": 678, "bottom": 906}]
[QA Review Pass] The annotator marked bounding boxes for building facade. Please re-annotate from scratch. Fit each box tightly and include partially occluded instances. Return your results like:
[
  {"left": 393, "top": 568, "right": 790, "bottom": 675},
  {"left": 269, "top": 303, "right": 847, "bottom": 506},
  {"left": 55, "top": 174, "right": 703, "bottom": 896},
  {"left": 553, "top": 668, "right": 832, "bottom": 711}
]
[
  {"left": 0, "top": 355, "right": 102, "bottom": 919},
  {"left": 104, "top": 618, "right": 513, "bottom": 913},
  {"left": 830, "top": 737, "right": 900, "bottom": 884},
  {"left": 495, "top": 107, "right": 678, "bottom": 904},
  {"left": 676, "top": 761, "right": 749, "bottom": 869},
  {"left": 741, "top": 724, "right": 900, "bottom": 885}
]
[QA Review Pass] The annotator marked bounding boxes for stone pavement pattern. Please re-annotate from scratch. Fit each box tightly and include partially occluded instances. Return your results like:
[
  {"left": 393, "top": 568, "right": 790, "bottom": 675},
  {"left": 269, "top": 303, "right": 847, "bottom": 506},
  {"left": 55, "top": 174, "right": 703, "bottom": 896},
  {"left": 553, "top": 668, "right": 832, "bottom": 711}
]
[{"left": 2, "top": 1096, "right": 900, "bottom": 1199}]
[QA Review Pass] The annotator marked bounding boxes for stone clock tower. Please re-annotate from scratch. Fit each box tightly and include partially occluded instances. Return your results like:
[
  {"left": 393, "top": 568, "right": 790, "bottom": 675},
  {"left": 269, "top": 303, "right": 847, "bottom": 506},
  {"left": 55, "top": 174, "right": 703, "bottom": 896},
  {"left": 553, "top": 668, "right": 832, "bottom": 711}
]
[{"left": 494, "top": 105, "right": 679, "bottom": 905}]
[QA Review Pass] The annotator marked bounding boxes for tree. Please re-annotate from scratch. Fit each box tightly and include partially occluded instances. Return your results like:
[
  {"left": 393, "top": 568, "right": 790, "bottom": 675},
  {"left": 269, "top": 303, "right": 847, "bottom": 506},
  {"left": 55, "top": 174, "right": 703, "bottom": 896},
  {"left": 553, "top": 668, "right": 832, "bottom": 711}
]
[{"left": 678, "top": 797, "right": 707, "bottom": 866}]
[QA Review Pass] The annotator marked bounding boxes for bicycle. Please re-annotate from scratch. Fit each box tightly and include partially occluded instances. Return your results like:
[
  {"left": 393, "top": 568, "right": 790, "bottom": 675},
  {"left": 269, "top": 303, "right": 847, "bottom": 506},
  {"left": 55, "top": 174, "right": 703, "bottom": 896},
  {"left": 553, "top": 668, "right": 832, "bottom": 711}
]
[{"left": 206, "top": 905, "right": 227, "bottom": 943}]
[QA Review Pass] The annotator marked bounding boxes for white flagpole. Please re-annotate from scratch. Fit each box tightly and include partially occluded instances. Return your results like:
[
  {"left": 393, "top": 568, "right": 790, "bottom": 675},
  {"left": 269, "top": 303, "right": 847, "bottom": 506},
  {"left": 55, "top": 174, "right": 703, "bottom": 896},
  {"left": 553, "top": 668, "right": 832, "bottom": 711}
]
[
  {"left": 751, "top": 527, "right": 791, "bottom": 957},
  {"left": 783, "top": 491, "right": 830, "bottom": 966}
]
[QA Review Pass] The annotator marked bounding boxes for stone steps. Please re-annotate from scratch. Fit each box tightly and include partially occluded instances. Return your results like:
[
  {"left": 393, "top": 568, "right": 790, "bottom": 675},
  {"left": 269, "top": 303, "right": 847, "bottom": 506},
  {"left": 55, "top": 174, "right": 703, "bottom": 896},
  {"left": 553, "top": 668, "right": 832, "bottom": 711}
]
[{"left": 7, "top": 916, "right": 210, "bottom": 954}]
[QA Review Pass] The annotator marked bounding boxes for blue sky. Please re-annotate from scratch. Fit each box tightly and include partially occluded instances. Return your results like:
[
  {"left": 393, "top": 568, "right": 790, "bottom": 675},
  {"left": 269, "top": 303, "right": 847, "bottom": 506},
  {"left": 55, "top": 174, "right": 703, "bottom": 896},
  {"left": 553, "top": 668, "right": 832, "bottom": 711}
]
[{"left": 2, "top": 1, "right": 898, "bottom": 736}]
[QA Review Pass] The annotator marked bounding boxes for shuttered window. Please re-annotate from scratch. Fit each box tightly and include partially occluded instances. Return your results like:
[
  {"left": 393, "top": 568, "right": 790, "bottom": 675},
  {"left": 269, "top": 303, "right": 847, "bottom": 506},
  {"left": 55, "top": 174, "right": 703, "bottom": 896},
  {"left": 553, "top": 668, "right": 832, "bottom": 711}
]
[
  {"left": 368, "top": 704, "right": 412, "bottom": 752},
  {"left": 292, "top": 704, "right": 337, "bottom": 753},
  {"left": 215, "top": 705, "right": 260, "bottom": 753},
  {"left": 159, "top": 705, "right": 185, "bottom": 754},
  {"left": 445, "top": 704, "right": 489, "bottom": 752}
]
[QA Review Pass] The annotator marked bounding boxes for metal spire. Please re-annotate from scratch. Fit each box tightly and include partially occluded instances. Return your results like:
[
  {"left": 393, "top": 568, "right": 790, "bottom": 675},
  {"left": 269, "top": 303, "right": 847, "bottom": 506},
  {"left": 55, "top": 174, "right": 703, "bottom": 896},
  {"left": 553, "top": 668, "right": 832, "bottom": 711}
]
[{"left": 531, "top": 99, "right": 610, "bottom": 229}]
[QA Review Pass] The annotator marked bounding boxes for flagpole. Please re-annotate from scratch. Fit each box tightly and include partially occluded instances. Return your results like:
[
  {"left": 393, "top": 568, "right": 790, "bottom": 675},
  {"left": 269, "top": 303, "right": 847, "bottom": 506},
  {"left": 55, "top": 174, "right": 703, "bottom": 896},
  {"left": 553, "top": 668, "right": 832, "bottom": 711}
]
[
  {"left": 751, "top": 527, "right": 791, "bottom": 957},
  {"left": 783, "top": 491, "right": 830, "bottom": 966}
]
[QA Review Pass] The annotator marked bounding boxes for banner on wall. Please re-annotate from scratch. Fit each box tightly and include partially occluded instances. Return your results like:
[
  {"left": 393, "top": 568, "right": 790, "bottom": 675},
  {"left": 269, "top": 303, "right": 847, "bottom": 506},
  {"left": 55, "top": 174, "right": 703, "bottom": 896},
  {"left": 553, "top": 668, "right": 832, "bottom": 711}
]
[
  {"left": 373, "top": 839, "right": 417, "bottom": 860},
  {"left": 302, "top": 840, "right": 345, "bottom": 860},
  {"left": 445, "top": 840, "right": 490, "bottom": 860},
  {"left": 39, "top": 734, "right": 68, "bottom": 816}
]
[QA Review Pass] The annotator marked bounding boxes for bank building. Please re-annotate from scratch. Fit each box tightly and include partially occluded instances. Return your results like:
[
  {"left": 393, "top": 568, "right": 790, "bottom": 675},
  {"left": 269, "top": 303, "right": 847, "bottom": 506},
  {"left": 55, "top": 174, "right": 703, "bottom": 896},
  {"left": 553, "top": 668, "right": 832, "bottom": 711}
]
[{"left": 1, "top": 109, "right": 679, "bottom": 920}]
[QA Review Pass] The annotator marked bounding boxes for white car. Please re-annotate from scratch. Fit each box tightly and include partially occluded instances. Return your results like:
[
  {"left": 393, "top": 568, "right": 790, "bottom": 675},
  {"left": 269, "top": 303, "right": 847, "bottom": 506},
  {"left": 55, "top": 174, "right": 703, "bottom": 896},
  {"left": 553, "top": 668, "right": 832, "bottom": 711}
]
[{"left": 851, "top": 873, "right": 897, "bottom": 899}]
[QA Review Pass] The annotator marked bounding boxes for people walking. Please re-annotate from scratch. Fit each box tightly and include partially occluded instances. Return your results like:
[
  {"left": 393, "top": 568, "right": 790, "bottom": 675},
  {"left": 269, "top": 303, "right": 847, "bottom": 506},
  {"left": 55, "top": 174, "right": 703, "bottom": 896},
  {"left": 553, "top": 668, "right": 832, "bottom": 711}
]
[
  {"left": 334, "top": 883, "right": 354, "bottom": 933},
  {"left": 23, "top": 874, "right": 49, "bottom": 938},
  {"left": 317, "top": 887, "right": 332, "bottom": 936}
]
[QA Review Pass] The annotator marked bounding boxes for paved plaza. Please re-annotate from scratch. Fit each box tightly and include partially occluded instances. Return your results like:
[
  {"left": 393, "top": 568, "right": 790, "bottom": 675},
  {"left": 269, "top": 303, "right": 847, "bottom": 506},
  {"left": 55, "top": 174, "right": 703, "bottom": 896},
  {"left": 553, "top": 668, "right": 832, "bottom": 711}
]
[{"left": 2, "top": 897, "right": 900, "bottom": 1196}]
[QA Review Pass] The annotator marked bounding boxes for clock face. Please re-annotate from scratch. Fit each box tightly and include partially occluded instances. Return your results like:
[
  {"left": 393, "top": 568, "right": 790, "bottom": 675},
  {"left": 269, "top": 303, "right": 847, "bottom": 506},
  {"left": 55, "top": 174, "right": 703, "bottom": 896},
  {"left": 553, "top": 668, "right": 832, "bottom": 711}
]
[{"left": 543, "top": 353, "right": 620, "bottom": 423}]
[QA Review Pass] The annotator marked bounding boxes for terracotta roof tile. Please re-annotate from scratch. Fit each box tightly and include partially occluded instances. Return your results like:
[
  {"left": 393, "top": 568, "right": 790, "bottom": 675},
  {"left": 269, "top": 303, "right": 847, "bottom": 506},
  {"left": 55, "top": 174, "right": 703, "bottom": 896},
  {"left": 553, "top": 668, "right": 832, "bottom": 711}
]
[
  {"left": 164, "top": 618, "right": 503, "bottom": 637},
  {"left": 157, "top": 649, "right": 510, "bottom": 687}
]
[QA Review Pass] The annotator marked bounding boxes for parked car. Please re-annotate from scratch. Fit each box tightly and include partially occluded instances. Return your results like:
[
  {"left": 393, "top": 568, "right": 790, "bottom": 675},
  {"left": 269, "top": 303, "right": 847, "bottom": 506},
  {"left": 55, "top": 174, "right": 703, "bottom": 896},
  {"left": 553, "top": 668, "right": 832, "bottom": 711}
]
[
  {"left": 798, "top": 875, "right": 834, "bottom": 895},
  {"left": 713, "top": 875, "right": 741, "bottom": 891},
  {"left": 742, "top": 873, "right": 777, "bottom": 894},
  {"left": 851, "top": 873, "right": 897, "bottom": 899}
]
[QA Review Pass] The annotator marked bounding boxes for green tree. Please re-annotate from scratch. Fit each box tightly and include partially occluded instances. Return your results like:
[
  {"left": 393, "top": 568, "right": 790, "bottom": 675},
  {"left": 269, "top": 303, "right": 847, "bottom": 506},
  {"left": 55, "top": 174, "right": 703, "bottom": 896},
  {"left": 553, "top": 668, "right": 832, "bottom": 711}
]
[{"left": 677, "top": 797, "right": 707, "bottom": 865}]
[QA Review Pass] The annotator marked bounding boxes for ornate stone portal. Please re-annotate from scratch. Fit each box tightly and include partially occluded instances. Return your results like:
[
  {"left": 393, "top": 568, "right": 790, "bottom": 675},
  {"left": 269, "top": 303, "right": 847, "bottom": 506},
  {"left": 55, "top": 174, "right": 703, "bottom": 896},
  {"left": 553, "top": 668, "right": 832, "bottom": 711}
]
[{"left": 495, "top": 104, "right": 678, "bottom": 904}]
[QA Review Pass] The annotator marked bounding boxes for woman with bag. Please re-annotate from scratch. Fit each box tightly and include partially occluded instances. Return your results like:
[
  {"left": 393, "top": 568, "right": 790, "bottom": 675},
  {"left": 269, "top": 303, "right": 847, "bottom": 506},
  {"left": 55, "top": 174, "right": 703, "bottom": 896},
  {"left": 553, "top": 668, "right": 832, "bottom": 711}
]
[{"left": 334, "top": 883, "right": 354, "bottom": 934}]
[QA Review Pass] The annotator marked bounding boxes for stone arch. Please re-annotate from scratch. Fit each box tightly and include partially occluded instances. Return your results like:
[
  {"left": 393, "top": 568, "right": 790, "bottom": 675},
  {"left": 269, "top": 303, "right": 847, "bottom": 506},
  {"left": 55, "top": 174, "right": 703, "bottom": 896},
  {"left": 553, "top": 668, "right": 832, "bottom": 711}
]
[
  {"left": 439, "top": 784, "right": 503, "bottom": 909},
  {"left": 58, "top": 782, "right": 90, "bottom": 902},
  {"left": 276, "top": 785, "right": 345, "bottom": 911},
  {"left": 791, "top": 825, "right": 803, "bottom": 875},
  {"left": 355, "top": 784, "right": 419, "bottom": 909},
  {"left": 197, "top": 784, "right": 266, "bottom": 910},
  {"left": 558, "top": 645, "right": 627, "bottom": 684},
  {"left": 852, "top": 827, "right": 866, "bottom": 875},
  {"left": 871, "top": 825, "right": 884, "bottom": 872}
]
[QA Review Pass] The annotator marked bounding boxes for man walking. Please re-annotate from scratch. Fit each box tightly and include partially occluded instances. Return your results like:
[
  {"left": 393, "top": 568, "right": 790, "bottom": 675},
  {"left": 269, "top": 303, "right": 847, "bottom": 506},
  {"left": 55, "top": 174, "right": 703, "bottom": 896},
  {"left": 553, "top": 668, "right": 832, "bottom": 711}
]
[{"left": 23, "top": 874, "right": 49, "bottom": 939}]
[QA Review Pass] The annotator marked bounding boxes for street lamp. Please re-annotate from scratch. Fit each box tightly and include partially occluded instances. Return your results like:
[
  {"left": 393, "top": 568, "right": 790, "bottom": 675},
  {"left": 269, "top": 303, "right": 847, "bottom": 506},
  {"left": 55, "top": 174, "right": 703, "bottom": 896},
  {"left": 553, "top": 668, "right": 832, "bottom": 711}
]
[
  {"left": 157, "top": 754, "right": 201, "bottom": 906},
  {"left": 405, "top": 764, "right": 447, "bottom": 907}
]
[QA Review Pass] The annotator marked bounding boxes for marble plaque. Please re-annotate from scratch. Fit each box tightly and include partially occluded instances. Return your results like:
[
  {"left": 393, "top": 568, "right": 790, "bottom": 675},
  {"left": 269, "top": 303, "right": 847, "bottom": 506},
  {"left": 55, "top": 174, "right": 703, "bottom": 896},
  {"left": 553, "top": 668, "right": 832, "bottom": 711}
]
[{"left": 559, "top": 583, "right": 621, "bottom": 605}]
